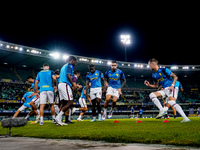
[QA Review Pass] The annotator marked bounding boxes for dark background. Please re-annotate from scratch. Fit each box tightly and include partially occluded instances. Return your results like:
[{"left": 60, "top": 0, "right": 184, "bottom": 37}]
[{"left": 0, "top": 2, "right": 199, "bottom": 65}]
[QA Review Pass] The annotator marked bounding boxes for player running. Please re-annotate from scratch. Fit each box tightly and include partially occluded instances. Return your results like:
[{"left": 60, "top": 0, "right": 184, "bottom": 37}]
[
  {"left": 102, "top": 60, "right": 126, "bottom": 120},
  {"left": 86, "top": 64, "right": 106, "bottom": 122},
  {"left": 13, "top": 88, "right": 36, "bottom": 119},
  {"left": 35, "top": 64, "right": 57, "bottom": 125},
  {"left": 72, "top": 84, "right": 92, "bottom": 121},
  {"left": 55, "top": 56, "right": 77, "bottom": 126},
  {"left": 144, "top": 58, "right": 190, "bottom": 122}
]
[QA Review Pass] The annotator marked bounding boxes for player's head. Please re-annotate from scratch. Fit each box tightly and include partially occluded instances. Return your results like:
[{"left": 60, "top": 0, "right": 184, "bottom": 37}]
[
  {"left": 74, "top": 70, "right": 80, "bottom": 78},
  {"left": 43, "top": 63, "right": 49, "bottom": 70},
  {"left": 89, "top": 64, "right": 95, "bottom": 73},
  {"left": 148, "top": 58, "right": 159, "bottom": 71},
  {"left": 27, "top": 76, "right": 34, "bottom": 83},
  {"left": 68, "top": 56, "right": 77, "bottom": 66},
  {"left": 111, "top": 60, "right": 117, "bottom": 71},
  {"left": 54, "top": 70, "right": 60, "bottom": 78}
]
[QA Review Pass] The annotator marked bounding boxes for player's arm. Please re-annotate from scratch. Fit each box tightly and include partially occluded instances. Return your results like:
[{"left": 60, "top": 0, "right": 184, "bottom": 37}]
[
  {"left": 169, "top": 72, "right": 178, "bottom": 90},
  {"left": 84, "top": 89, "right": 91, "bottom": 104},
  {"left": 144, "top": 80, "right": 159, "bottom": 89},
  {"left": 85, "top": 80, "right": 90, "bottom": 100},
  {"left": 52, "top": 74, "right": 57, "bottom": 92},
  {"left": 21, "top": 97, "right": 25, "bottom": 102},
  {"left": 101, "top": 77, "right": 107, "bottom": 93},
  {"left": 35, "top": 80, "right": 39, "bottom": 93},
  {"left": 67, "top": 74, "right": 76, "bottom": 92}
]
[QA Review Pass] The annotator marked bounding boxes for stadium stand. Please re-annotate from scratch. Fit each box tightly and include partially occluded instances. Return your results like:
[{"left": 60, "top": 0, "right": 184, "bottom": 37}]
[{"left": 1, "top": 40, "right": 200, "bottom": 120}]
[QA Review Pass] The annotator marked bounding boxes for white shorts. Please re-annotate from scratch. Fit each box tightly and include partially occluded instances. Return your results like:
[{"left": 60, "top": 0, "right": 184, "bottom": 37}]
[
  {"left": 58, "top": 83, "right": 73, "bottom": 101},
  {"left": 31, "top": 97, "right": 40, "bottom": 108},
  {"left": 40, "top": 91, "right": 54, "bottom": 104},
  {"left": 90, "top": 87, "right": 102, "bottom": 100},
  {"left": 158, "top": 87, "right": 178, "bottom": 99},
  {"left": 79, "top": 97, "right": 87, "bottom": 108},
  {"left": 18, "top": 105, "right": 31, "bottom": 111},
  {"left": 106, "top": 86, "right": 120, "bottom": 98}
]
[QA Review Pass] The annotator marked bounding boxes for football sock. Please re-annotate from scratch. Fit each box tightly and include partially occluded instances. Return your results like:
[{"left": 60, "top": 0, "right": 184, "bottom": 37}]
[
  {"left": 150, "top": 93, "right": 163, "bottom": 111},
  {"left": 54, "top": 105, "right": 59, "bottom": 115},
  {"left": 52, "top": 115, "right": 55, "bottom": 120},
  {"left": 40, "top": 116, "right": 43, "bottom": 122},
  {"left": 25, "top": 114, "right": 30, "bottom": 119},
  {"left": 103, "top": 108, "right": 107, "bottom": 115},
  {"left": 57, "top": 111, "right": 64, "bottom": 121},
  {"left": 168, "top": 100, "right": 187, "bottom": 119}
]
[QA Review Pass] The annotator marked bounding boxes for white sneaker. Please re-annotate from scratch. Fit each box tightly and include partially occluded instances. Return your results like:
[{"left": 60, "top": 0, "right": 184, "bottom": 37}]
[
  {"left": 55, "top": 118, "right": 63, "bottom": 126},
  {"left": 156, "top": 110, "right": 167, "bottom": 119},
  {"left": 181, "top": 118, "right": 191, "bottom": 123},
  {"left": 102, "top": 114, "right": 106, "bottom": 121},
  {"left": 108, "top": 112, "right": 113, "bottom": 119},
  {"left": 72, "top": 107, "right": 76, "bottom": 114},
  {"left": 35, "top": 115, "right": 40, "bottom": 123},
  {"left": 62, "top": 122, "right": 68, "bottom": 125}
]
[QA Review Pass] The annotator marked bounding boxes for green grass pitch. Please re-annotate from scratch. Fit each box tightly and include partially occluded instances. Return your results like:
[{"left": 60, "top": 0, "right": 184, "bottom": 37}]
[{"left": 0, "top": 117, "right": 200, "bottom": 147}]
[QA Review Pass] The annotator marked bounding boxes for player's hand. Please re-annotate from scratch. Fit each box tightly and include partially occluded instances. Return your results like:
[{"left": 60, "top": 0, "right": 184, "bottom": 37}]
[
  {"left": 117, "top": 88, "right": 122, "bottom": 95},
  {"left": 168, "top": 85, "right": 174, "bottom": 91},
  {"left": 35, "top": 93, "right": 40, "bottom": 98},
  {"left": 72, "top": 86, "right": 77, "bottom": 93},
  {"left": 28, "top": 93, "right": 36, "bottom": 98},
  {"left": 144, "top": 80, "right": 150, "bottom": 86},
  {"left": 53, "top": 86, "right": 57, "bottom": 92}
]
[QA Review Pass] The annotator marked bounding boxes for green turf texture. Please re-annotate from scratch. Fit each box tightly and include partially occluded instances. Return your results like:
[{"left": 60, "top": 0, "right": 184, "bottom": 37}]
[{"left": 0, "top": 117, "right": 200, "bottom": 146}]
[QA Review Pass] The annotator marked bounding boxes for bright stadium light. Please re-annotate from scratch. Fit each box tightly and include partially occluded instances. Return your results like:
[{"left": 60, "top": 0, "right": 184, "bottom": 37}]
[
  {"left": 107, "top": 61, "right": 112, "bottom": 65},
  {"left": 63, "top": 54, "right": 69, "bottom": 60},
  {"left": 49, "top": 52, "right": 60, "bottom": 59},
  {"left": 120, "top": 34, "right": 131, "bottom": 61}
]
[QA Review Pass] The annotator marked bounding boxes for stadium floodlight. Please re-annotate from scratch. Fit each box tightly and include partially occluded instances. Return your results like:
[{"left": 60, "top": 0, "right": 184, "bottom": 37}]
[
  {"left": 107, "top": 61, "right": 112, "bottom": 65},
  {"left": 49, "top": 52, "right": 60, "bottom": 59},
  {"left": 120, "top": 34, "right": 131, "bottom": 61},
  {"left": 19, "top": 47, "right": 23, "bottom": 51},
  {"left": 63, "top": 54, "right": 69, "bottom": 60}
]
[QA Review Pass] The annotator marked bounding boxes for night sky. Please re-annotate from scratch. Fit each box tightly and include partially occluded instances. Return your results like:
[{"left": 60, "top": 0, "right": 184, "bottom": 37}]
[{"left": 0, "top": 3, "right": 199, "bottom": 65}]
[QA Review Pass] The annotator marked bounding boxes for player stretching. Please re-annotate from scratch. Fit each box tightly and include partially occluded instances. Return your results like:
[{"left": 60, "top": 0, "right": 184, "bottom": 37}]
[
  {"left": 55, "top": 56, "right": 77, "bottom": 126},
  {"left": 102, "top": 60, "right": 126, "bottom": 120},
  {"left": 35, "top": 64, "right": 57, "bottom": 125},
  {"left": 72, "top": 84, "right": 92, "bottom": 121},
  {"left": 13, "top": 88, "right": 36, "bottom": 119},
  {"left": 144, "top": 58, "right": 190, "bottom": 122},
  {"left": 86, "top": 64, "right": 106, "bottom": 122}
]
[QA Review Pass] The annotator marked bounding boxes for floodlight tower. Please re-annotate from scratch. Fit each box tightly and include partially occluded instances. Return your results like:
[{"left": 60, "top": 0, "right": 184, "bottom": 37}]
[{"left": 120, "top": 35, "right": 130, "bottom": 61}]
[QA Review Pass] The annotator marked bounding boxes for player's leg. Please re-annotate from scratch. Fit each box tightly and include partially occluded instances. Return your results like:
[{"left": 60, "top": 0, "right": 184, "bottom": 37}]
[
  {"left": 149, "top": 91, "right": 164, "bottom": 111},
  {"left": 13, "top": 105, "right": 26, "bottom": 118},
  {"left": 47, "top": 91, "right": 56, "bottom": 122},
  {"left": 39, "top": 91, "right": 47, "bottom": 125},
  {"left": 108, "top": 96, "right": 118, "bottom": 119},
  {"left": 102, "top": 94, "right": 111, "bottom": 120},
  {"left": 96, "top": 98, "right": 102, "bottom": 121},
  {"left": 90, "top": 99, "right": 97, "bottom": 122},
  {"left": 79, "top": 107, "right": 87, "bottom": 121},
  {"left": 167, "top": 87, "right": 190, "bottom": 122},
  {"left": 73, "top": 98, "right": 87, "bottom": 121},
  {"left": 55, "top": 83, "right": 72, "bottom": 126}
]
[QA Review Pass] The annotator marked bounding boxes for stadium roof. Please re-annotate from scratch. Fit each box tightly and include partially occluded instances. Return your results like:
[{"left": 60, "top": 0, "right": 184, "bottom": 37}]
[{"left": 0, "top": 40, "right": 200, "bottom": 78}]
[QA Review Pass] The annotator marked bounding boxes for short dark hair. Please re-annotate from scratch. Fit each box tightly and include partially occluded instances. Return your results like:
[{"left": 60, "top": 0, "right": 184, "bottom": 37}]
[
  {"left": 27, "top": 76, "right": 33, "bottom": 80},
  {"left": 149, "top": 58, "right": 158, "bottom": 64},
  {"left": 68, "top": 56, "right": 77, "bottom": 62},
  {"left": 54, "top": 70, "right": 60, "bottom": 75},
  {"left": 112, "top": 60, "right": 117, "bottom": 63},
  {"left": 43, "top": 63, "right": 49, "bottom": 67},
  {"left": 89, "top": 64, "right": 95, "bottom": 68},
  {"left": 73, "top": 70, "right": 80, "bottom": 75}
]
